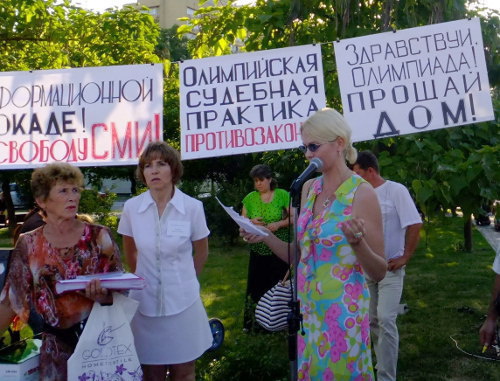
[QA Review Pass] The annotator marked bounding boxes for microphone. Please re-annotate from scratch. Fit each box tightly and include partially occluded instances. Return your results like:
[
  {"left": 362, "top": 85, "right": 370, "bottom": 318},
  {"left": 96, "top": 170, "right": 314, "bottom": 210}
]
[{"left": 290, "top": 158, "right": 323, "bottom": 195}]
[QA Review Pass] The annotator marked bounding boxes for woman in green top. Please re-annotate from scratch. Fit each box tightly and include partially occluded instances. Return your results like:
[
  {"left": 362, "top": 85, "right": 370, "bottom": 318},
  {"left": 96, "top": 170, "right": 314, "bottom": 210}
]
[{"left": 241, "top": 164, "right": 292, "bottom": 331}]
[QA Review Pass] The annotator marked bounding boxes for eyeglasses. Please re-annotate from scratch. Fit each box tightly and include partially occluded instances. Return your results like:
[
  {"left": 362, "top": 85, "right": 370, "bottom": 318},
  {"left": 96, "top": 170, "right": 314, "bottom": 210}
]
[{"left": 298, "top": 143, "right": 323, "bottom": 153}]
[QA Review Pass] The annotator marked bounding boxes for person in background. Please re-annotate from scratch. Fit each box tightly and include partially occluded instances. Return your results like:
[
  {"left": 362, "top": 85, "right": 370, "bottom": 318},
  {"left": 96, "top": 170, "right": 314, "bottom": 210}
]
[
  {"left": 353, "top": 151, "right": 422, "bottom": 381},
  {"left": 0, "top": 163, "right": 121, "bottom": 380},
  {"left": 76, "top": 213, "right": 94, "bottom": 224},
  {"left": 241, "top": 108, "right": 386, "bottom": 379},
  {"left": 479, "top": 249, "right": 500, "bottom": 351},
  {"left": 0, "top": 192, "right": 7, "bottom": 227},
  {"left": 0, "top": 192, "right": 5, "bottom": 215},
  {"left": 241, "top": 164, "right": 291, "bottom": 331},
  {"left": 118, "top": 141, "right": 212, "bottom": 381},
  {"left": 12, "top": 206, "right": 44, "bottom": 246}
]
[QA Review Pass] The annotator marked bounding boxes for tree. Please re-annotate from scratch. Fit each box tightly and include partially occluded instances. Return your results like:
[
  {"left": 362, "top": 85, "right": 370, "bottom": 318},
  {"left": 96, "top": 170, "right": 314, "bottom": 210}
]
[
  {"left": 0, "top": 0, "right": 160, "bottom": 71},
  {"left": 0, "top": 0, "right": 162, "bottom": 230},
  {"left": 356, "top": 118, "right": 499, "bottom": 251},
  {"left": 179, "top": 0, "right": 499, "bottom": 250},
  {"left": 156, "top": 25, "right": 190, "bottom": 61}
]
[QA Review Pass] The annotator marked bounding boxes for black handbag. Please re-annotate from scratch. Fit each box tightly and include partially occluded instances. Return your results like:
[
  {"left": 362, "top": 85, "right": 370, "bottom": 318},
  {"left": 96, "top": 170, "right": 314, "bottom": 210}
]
[{"left": 255, "top": 271, "right": 292, "bottom": 332}]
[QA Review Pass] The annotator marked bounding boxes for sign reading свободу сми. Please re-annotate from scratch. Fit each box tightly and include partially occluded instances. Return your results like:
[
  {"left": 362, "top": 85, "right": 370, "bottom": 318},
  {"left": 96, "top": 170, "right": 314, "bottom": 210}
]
[{"left": 0, "top": 64, "right": 163, "bottom": 169}]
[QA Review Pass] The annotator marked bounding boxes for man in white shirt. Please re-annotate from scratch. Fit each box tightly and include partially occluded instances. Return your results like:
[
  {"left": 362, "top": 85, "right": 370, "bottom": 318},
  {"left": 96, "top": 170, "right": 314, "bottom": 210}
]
[
  {"left": 353, "top": 151, "right": 422, "bottom": 381},
  {"left": 479, "top": 249, "right": 500, "bottom": 350}
]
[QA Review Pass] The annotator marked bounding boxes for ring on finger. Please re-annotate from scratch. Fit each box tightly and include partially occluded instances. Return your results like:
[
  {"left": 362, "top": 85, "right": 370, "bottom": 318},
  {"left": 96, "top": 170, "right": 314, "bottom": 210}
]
[{"left": 354, "top": 231, "right": 363, "bottom": 239}]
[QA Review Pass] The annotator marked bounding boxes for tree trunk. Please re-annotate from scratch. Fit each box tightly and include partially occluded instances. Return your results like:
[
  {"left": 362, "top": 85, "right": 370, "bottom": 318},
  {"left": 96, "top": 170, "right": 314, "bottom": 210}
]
[
  {"left": 463, "top": 213, "right": 472, "bottom": 252},
  {"left": 381, "top": 0, "right": 394, "bottom": 31},
  {"left": 288, "top": 0, "right": 301, "bottom": 46}
]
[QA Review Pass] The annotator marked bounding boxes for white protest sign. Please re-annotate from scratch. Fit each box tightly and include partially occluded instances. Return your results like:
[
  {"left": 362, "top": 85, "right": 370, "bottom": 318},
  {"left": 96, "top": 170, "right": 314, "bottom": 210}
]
[
  {"left": 179, "top": 44, "right": 326, "bottom": 159},
  {"left": 0, "top": 64, "right": 163, "bottom": 169},
  {"left": 334, "top": 18, "right": 494, "bottom": 142}
]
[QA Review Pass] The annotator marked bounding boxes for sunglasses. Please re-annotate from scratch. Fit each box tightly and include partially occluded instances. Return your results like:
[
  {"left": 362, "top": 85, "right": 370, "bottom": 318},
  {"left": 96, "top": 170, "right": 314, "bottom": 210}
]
[{"left": 298, "top": 143, "right": 323, "bottom": 153}]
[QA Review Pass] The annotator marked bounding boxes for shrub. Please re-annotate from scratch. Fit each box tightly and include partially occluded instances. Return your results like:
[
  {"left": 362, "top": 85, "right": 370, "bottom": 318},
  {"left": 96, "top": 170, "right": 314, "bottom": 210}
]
[
  {"left": 79, "top": 189, "right": 117, "bottom": 225},
  {"left": 180, "top": 179, "right": 249, "bottom": 245}
]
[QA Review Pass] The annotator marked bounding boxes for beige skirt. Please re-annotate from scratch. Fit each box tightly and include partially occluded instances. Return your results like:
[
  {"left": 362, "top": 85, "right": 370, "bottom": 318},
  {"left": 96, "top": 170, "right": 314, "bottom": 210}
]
[{"left": 130, "top": 298, "right": 213, "bottom": 364}]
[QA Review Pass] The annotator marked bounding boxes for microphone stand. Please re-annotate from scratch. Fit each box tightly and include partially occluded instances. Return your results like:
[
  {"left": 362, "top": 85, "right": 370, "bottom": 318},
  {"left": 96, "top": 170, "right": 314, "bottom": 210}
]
[{"left": 287, "top": 180, "right": 303, "bottom": 381}]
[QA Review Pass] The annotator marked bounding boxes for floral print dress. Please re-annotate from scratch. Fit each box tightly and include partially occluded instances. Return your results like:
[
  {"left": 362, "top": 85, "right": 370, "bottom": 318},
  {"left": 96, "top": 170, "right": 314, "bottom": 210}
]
[
  {"left": 0, "top": 223, "right": 122, "bottom": 381},
  {"left": 296, "top": 175, "right": 374, "bottom": 380}
]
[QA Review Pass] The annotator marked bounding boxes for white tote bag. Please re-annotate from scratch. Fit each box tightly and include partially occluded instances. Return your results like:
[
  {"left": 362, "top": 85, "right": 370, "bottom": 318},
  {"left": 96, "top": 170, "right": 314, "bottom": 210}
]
[{"left": 67, "top": 293, "right": 142, "bottom": 381}]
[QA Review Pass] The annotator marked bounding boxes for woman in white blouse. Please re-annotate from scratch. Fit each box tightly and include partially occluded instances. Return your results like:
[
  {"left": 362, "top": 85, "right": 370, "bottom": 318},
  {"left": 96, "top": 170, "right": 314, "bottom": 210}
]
[{"left": 118, "top": 141, "right": 212, "bottom": 381}]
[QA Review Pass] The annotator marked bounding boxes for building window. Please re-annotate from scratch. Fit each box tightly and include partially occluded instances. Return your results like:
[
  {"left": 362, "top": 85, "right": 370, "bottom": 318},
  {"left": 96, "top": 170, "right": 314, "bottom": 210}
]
[{"left": 146, "top": 6, "right": 159, "bottom": 17}]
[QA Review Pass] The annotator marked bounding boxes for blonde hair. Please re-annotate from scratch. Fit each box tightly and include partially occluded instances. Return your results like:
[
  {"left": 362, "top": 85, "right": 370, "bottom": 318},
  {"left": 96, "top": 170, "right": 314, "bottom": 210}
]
[
  {"left": 300, "top": 108, "right": 357, "bottom": 164},
  {"left": 77, "top": 213, "right": 94, "bottom": 223}
]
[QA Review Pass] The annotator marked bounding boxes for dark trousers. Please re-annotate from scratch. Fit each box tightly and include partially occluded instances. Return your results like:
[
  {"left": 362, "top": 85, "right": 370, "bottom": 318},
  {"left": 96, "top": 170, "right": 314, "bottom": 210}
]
[{"left": 243, "top": 251, "right": 289, "bottom": 330}]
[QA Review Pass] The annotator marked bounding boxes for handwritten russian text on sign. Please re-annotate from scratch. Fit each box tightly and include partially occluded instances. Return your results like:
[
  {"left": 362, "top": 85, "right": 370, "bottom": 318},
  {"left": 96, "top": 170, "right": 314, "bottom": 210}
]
[
  {"left": 179, "top": 45, "right": 326, "bottom": 160},
  {"left": 334, "top": 18, "right": 494, "bottom": 142},
  {"left": 0, "top": 64, "right": 163, "bottom": 169}
]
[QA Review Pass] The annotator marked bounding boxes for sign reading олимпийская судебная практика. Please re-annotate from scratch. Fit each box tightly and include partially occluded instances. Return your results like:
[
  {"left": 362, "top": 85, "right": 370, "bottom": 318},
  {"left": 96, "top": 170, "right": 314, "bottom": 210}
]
[
  {"left": 0, "top": 64, "right": 163, "bottom": 170},
  {"left": 179, "top": 44, "right": 326, "bottom": 160},
  {"left": 334, "top": 17, "right": 494, "bottom": 142}
]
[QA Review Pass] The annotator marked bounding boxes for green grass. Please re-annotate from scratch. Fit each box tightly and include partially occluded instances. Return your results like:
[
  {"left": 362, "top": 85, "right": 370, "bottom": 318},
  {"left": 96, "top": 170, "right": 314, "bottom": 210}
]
[
  {"left": 396, "top": 217, "right": 500, "bottom": 381},
  {"left": 2, "top": 217, "right": 500, "bottom": 380},
  {"left": 0, "top": 228, "right": 13, "bottom": 249},
  {"left": 197, "top": 217, "right": 500, "bottom": 380},
  {"left": 196, "top": 238, "right": 289, "bottom": 380}
]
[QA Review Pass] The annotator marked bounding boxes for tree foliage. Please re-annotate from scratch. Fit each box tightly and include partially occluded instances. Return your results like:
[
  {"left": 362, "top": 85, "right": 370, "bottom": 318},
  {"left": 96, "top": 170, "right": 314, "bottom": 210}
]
[
  {"left": 0, "top": 1, "right": 497, "bottom": 249},
  {"left": 156, "top": 25, "right": 191, "bottom": 62},
  {"left": 0, "top": 0, "right": 160, "bottom": 71},
  {"left": 0, "top": 0, "right": 162, "bottom": 228},
  {"left": 180, "top": 0, "right": 499, "bottom": 249}
]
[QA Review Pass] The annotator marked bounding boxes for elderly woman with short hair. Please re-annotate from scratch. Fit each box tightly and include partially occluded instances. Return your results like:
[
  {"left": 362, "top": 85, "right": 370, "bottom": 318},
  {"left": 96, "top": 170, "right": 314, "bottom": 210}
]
[{"left": 0, "top": 162, "right": 122, "bottom": 380}]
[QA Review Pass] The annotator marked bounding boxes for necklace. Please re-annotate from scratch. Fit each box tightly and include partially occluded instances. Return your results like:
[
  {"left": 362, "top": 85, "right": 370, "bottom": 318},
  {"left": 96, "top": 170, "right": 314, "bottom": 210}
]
[
  {"left": 322, "top": 194, "right": 335, "bottom": 208},
  {"left": 321, "top": 169, "right": 352, "bottom": 209}
]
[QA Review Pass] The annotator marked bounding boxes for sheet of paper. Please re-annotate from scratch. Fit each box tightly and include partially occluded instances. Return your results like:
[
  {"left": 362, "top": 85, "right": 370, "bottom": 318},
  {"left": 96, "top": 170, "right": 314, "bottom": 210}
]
[{"left": 216, "top": 197, "right": 269, "bottom": 236}]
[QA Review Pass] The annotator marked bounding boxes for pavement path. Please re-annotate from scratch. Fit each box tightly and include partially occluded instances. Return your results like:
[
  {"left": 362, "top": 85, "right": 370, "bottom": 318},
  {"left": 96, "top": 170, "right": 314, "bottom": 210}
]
[{"left": 475, "top": 217, "right": 499, "bottom": 255}]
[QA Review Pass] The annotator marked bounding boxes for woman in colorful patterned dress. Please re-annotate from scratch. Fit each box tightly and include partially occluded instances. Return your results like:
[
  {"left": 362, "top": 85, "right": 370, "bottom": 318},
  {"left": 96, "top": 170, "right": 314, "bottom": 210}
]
[
  {"left": 0, "top": 163, "right": 122, "bottom": 381},
  {"left": 241, "top": 108, "right": 386, "bottom": 380},
  {"left": 241, "top": 164, "right": 291, "bottom": 331}
]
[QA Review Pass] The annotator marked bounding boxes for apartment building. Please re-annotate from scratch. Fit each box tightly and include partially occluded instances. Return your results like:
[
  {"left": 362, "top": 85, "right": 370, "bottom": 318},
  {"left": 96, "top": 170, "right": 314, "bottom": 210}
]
[{"left": 136, "top": 0, "right": 225, "bottom": 29}]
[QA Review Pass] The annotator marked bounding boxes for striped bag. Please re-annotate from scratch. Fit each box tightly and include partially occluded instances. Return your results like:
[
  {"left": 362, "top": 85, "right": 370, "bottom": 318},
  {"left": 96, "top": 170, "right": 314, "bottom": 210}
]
[{"left": 255, "top": 271, "right": 291, "bottom": 331}]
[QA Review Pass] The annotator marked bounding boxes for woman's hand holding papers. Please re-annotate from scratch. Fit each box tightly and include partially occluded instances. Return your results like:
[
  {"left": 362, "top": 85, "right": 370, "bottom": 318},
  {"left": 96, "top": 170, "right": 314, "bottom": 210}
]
[
  {"left": 240, "top": 227, "right": 270, "bottom": 244},
  {"left": 240, "top": 226, "right": 293, "bottom": 265}
]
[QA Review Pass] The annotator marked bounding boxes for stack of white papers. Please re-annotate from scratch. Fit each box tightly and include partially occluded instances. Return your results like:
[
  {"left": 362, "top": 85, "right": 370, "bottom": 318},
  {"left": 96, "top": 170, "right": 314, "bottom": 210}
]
[
  {"left": 216, "top": 197, "right": 269, "bottom": 236},
  {"left": 55, "top": 272, "right": 145, "bottom": 294}
]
